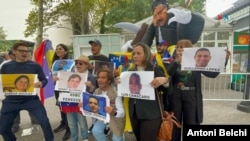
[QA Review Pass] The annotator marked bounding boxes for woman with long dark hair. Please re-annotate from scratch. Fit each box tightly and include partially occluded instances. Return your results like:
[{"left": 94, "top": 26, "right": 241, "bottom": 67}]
[{"left": 52, "top": 43, "right": 71, "bottom": 141}]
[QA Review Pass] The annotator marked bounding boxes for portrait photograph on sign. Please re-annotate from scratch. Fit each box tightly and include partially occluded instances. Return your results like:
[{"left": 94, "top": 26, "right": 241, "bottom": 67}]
[
  {"left": 92, "top": 60, "right": 115, "bottom": 76},
  {"left": 1, "top": 74, "right": 37, "bottom": 95},
  {"left": 181, "top": 47, "right": 226, "bottom": 72},
  {"left": 55, "top": 71, "right": 88, "bottom": 92},
  {"left": 81, "top": 92, "right": 110, "bottom": 122},
  {"left": 117, "top": 71, "right": 155, "bottom": 100},
  {"left": 52, "top": 59, "right": 75, "bottom": 75}
]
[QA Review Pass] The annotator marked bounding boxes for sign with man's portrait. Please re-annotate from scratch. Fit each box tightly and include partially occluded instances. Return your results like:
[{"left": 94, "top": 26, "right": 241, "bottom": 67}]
[
  {"left": 91, "top": 60, "right": 115, "bottom": 77},
  {"left": 80, "top": 92, "right": 110, "bottom": 122},
  {"left": 1, "top": 74, "right": 37, "bottom": 96},
  {"left": 55, "top": 71, "right": 88, "bottom": 92},
  {"left": 117, "top": 71, "right": 155, "bottom": 100},
  {"left": 181, "top": 47, "right": 226, "bottom": 72},
  {"left": 52, "top": 59, "right": 75, "bottom": 75}
]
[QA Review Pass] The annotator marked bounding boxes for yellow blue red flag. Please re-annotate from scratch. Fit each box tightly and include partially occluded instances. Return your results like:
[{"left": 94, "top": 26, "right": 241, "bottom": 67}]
[{"left": 34, "top": 40, "right": 55, "bottom": 104}]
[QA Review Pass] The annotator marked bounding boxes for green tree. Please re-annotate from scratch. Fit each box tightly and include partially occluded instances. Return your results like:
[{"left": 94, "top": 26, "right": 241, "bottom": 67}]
[
  {"left": 168, "top": 0, "right": 206, "bottom": 13},
  {"left": 0, "top": 27, "right": 10, "bottom": 52},
  {"left": 24, "top": 0, "right": 206, "bottom": 38},
  {"left": 0, "top": 27, "right": 7, "bottom": 40}
]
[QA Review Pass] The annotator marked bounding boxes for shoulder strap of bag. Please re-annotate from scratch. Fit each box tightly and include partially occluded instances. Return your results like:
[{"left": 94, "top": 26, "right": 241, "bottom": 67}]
[{"left": 156, "top": 89, "right": 182, "bottom": 128}]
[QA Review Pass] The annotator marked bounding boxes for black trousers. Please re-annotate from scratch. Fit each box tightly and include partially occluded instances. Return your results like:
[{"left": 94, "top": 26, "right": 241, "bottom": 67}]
[
  {"left": 130, "top": 105, "right": 162, "bottom": 141},
  {"left": 12, "top": 112, "right": 37, "bottom": 128},
  {"left": 171, "top": 87, "right": 200, "bottom": 141},
  {"left": 0, "top": 96, "right": 54, "bottom": 141}
]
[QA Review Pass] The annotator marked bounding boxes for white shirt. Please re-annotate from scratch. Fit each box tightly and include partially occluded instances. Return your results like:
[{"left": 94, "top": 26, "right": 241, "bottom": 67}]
[{"left": 101, "top": 91, "right": 125, "bottom": 118}]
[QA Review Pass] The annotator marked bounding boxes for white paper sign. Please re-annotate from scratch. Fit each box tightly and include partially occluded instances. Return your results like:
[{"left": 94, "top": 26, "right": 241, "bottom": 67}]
[{"left": 117, "top": 71, "right": 155, "bottom": 100}]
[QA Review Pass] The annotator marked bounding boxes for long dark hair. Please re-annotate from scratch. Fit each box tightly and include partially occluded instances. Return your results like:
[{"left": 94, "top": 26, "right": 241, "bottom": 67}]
[{"left": 52, "top": 43, "right": 69, "bottom": 63}]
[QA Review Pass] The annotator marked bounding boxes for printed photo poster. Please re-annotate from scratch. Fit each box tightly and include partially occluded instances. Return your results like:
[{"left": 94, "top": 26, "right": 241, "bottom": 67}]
[
  {"left": 55, "top": 71, "right": 88, "bottom": 92},
  {"left": 117, "top": 71, "right": 155, "bottom": 100},
  {"left": 92, "top": 61, "right": 115, "bottom": 76},
  {"left": 80, "top": 92, "right": 110, "bottom": 123},
  {"left": 181, "top": 47, "right": 226, "bottom": 72},
  {"left": 52, "top": 59, "right": 75, "bottom": 75},
  {"left": 1, "top": 74, "right": 37, "bottom": 96}
]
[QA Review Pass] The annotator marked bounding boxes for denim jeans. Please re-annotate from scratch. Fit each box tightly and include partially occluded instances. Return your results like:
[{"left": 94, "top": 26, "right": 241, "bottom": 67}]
[
  {"left": 92, "top": 120, "right": 124, "bottom": 141},
  {"left": 92, "top": 120, "right": 108, "bottom": 141},
  {"left": 67, "top": 112, "right": 88, "bottom": 141},
  {"left": 0, "top": 96, "right": 54, "bottom": 141}
]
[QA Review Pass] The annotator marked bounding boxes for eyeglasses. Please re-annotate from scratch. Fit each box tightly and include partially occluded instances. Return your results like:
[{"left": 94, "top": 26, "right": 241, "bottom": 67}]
[
  {"left": 75, "top": 61, "right": 87, "bottom": 65},
  {"left": 17, "top": 49, "right": 29, "bottom": 54}
]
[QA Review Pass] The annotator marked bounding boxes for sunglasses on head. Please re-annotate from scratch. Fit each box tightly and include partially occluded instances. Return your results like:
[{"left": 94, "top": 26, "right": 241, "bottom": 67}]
[{"left": 75, "top": 61, "right": 87, "bottom": 65}]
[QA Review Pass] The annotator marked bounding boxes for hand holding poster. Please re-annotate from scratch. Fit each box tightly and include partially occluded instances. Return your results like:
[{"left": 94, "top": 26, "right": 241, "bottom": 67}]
[
  {"left": 117, "top": 71, "right": 155, "bottom": 100},
  {"left": 1, "top": 74, "right": 38, "bottom": 96},
  {"left": 181, "top": 47, "right": 226, "bottom": 72},
  {"left": 55, "top": 71, "right": 88, "bottom": 92},
  {"left": 80, "top": 92, "right": 110, "bottom": 123}
]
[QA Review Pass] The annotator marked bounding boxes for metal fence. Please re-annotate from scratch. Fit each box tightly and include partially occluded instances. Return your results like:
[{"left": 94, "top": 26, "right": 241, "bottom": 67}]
[{"left": 202, "top": 73, "right": 250, "bottom": 101}]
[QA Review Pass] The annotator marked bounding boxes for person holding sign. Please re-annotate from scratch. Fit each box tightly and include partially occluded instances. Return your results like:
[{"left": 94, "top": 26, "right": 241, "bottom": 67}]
[
  {"left": 87, "top": 39, "right": 111, "bottom": 135},
  {"left": 52, "top": 43, "right": 71, "bottom": 141},
  {"left": 91, "top": 69, "right": 125, "bottom": 141},
  {"left": 59, "top": 55, "right": 97, "bottom": 141},
  {"left": 0, "top": 42, "right": 54, "bottom": 141},
  {"left": 167, "top": 39, "right": 231, "bottom": 141},
  {"left": 116, "top": 42, "right": 168, "bottom": 141},
  {"left": 1, "top": 50, "right": 38, "bottom": 133}
]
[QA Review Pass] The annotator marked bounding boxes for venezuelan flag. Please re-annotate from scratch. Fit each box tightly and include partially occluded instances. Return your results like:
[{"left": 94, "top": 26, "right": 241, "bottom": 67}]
[{"left": 34, "top": 40, "right": 55, "bottom": 104}]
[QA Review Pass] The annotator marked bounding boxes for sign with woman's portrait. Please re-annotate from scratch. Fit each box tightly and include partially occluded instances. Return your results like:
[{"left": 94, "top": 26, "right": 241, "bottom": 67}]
[
  {"left": 55, "top": 71, "right": 88, "bottom": 92},
  {"left": 182, "top": 47, "right": 226, "bottom": 72},
  {"left": 1, "top": 74, "right": 37, "bottom": 95},
  {"left": 80, "top": 92, "right": 110, "bottom": 122},
  {"left": 52, "top": 59, "right": 75, "bottom": 75},
  {"left": 117, "top": 71, "right": 155, "bottom": 100}
]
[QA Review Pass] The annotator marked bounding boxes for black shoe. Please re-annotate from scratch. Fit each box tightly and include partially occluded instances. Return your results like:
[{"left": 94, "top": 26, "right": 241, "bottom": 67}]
[
  {"left": 104, "top": 126, "right": 111, "bottom": 137},
  {"left": 53, "top": 124, "right": 66, "bottom": 133},
  {"left": 88, "top": 124, "right": 93, "bottom": 134},
  {"left": 63, "top": 131, "right": 71, "bottom": 141},
  {"left": 11, "top": 126, "right": 20, "bottom": 133}
]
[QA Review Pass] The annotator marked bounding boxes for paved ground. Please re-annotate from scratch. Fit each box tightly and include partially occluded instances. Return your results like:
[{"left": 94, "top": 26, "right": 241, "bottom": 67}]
[{"left": 0, "top": 95, "right": 250, "bottom": 141}]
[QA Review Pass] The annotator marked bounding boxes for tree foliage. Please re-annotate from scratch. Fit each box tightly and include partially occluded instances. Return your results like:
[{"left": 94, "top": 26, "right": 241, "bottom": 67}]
[
  {"left": 24, "top": 0, "right": 206, "bottom": 38},
  {"left": 168, "top": 0, "right": 206, "bottom": 14},
  {"left": 0, "top": 27, "right": 7, "bottom": 40}
]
